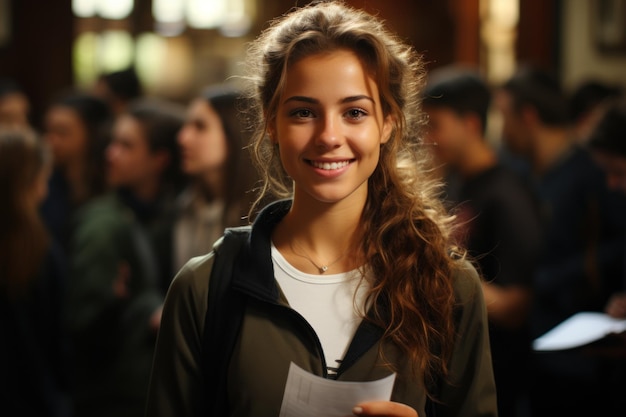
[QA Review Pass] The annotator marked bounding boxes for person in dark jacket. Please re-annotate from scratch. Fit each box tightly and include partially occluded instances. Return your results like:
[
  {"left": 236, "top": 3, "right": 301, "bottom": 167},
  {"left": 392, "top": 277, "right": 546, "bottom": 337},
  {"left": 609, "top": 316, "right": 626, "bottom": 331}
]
[
  {"left": 496, "top": 65, "right": 626, "bottom": 417},
  {"left": 584, "top": 96, "right": 626, "bottom": 416},
  {"left": 147, "top": 2, "right": 497, "bottom": 417},
  {"left": 588, "top": 97, "right": 626, "bottom": 281},
  {"left": 423, "top": 66, "right": 542, "bottom": 417},
  {"left": 66, "top": 98, "right": 185, "bottom": 417}
]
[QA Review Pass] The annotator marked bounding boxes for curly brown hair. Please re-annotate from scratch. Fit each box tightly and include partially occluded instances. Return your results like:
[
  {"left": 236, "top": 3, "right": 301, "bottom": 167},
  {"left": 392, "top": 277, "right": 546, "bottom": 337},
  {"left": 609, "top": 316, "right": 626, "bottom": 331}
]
[{"left": 244, "top": 0, "right": 460, "bottom": 395}]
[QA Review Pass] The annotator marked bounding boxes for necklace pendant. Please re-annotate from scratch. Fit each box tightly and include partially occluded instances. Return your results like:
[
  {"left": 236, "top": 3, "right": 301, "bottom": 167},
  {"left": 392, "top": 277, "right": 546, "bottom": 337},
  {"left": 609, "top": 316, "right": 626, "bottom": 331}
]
[{"left": 320, "top": 265, "right": 328, "bottom": 273}]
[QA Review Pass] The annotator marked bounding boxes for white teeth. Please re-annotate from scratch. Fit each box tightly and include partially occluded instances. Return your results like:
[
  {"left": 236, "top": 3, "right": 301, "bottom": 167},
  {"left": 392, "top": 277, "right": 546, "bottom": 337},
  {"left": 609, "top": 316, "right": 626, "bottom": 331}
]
[{"left": 311, "top": 160, "right": 350, "bottom": 170}]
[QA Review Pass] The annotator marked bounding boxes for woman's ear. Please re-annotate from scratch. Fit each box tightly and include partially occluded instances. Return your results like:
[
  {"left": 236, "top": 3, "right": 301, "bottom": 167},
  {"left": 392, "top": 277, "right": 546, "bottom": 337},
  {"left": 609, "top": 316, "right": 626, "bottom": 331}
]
[
  {"left": 267, "top": 125, "right": 277, "bottom": 144},
  {"left": 381, "top": 114, "right": 394, "bottom": 144}
]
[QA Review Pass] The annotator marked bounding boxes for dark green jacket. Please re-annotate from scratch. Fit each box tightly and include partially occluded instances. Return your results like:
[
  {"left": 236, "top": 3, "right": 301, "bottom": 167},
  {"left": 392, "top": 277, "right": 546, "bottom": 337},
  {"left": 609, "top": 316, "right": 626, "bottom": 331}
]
[
  {"left": 146, "top": 200, "right": 497, "bottom": 417},
  {"left": 68, "top": 193, "right": 163, "bottom": 417}
]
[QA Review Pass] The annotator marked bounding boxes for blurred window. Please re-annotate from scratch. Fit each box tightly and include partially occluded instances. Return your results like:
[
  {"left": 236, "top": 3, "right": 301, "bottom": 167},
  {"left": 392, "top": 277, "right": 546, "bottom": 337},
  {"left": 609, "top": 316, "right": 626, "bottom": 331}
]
[
  {"left": 73, "top": 0, "right": 253, "bottom": 93},
  {"left": 73, "top": 0, "right": 133, "bottom": 19}
]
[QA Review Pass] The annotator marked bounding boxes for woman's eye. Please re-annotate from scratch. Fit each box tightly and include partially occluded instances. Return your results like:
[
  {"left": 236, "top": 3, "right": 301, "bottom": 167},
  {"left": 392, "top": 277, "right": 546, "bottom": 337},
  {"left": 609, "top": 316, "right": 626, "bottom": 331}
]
[
  {"left": 291, "top": 108, "right": 313, "bottom": 118},
  {"left": 346, "top": 108, "right": 367, "bottom": 120}
]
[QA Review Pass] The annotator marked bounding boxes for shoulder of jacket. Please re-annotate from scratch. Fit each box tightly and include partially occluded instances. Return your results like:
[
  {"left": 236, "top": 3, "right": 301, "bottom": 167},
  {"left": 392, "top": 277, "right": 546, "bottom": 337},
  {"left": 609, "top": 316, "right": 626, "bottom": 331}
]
[
  {"left": 450, "top": 259, "right": 482, "bottom": 304},
  {"left": 169, "top": 252, "right": 216, "bottom": 295},
  {"left": 73, "top": 196, "right": 132, "bottom": 240},
  {"left": 76, "top": 193, "right": 127, "bottom": 222}
]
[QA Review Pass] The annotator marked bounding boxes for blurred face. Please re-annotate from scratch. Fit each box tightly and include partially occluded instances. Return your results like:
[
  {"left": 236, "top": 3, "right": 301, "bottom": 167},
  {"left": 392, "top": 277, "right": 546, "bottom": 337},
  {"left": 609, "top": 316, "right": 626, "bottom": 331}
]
[
  {"left": 424, "top": 107, "right": 470, "bottom": 168},
  {"left": 177, "top": 98, "right": 228, "bottom": 175},
  {"left": 0, "top": 93, "right": 30, "bottom": 128},
  {"left": 272, "top": 49, "right": 392, "bottom": 207},
  {"left": 592, "top": 150, "right": 626, "bottom": 194},
  {"left": 106, "top": 114, "right": 163, "bottom": 189},
  {"left": 44, "top": 106, "right": 88, "bottom": 168},
  {"left": 495, "top": 90, "right": 531, "bottom": 156}
]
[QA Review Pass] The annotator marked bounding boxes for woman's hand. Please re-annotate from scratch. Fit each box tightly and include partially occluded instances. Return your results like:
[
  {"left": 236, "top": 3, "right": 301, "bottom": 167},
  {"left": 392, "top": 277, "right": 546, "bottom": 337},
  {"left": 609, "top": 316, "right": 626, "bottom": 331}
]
[
  {"left": 605, "top": 292, "right": 626, "bottom": 318},
  {"left": 149, "top": 305, "right": 163, "bottom": 333},
  {"left": 353, "top": 401, "right": 418, "bottom": 417}
]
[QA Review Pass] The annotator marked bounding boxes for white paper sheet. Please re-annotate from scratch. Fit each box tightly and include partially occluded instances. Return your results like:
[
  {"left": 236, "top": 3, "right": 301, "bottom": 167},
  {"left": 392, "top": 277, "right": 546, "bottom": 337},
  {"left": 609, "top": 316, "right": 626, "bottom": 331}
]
[
  {"left": 533, "top": 311, "right": 626, "bottom": 351},
  {"left": 279, "top": 362, "right": 396, "bottom": 417}
]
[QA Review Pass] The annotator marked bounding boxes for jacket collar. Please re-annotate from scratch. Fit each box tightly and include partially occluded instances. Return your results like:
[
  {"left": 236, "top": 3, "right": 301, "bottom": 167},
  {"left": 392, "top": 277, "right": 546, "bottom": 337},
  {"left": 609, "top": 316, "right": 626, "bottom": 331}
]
[
  {"left": 231, "top": 199, "right": 292, "bottom": 302},
  {"left": 229, "top": 199, "right": 385, "bottom": 369}
]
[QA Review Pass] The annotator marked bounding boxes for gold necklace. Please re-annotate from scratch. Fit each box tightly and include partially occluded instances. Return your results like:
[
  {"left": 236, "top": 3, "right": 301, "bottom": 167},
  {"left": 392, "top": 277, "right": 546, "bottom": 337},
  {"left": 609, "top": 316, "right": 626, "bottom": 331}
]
[{"left": 289, "top": 240, "right": 349, "bottom": 274}]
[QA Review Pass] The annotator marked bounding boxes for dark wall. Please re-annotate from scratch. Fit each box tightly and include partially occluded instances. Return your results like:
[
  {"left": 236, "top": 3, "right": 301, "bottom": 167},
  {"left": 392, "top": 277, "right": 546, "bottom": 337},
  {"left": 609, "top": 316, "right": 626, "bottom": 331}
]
[
  {"left": 0, "top": 0, "right": 73, "bottom": 129},
  {"left": 254, "top": 0, "right": 464, "bottom": 70},
  {"left": 517, "top": 0, "right": 562, "bottom": 72},
  {"left": 0, "top": 0, "right": 559, "bottom": 130}
]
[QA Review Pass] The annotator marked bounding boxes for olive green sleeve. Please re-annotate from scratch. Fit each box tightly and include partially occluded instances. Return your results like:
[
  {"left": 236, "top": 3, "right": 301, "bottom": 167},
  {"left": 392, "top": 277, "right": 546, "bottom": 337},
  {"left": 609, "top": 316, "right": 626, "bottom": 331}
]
[
  {"left": 438, "top": 261, "right": 499, "bottom": 417},
  {"left": 145, "top": 252, "right": 215, "bottom": 417}
]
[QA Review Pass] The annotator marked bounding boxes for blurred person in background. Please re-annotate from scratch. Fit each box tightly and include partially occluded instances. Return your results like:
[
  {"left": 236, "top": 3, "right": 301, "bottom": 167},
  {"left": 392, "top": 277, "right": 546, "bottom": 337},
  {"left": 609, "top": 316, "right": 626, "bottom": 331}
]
[
  {"left": 496, "top": 65, "right": 626, "bottom": 417},
  {"left": 93, "top": 67, "right": 144, "bottom": 118},
  {"left": 0, "top": 78, "right": 31, "bottom": 128},
  {"left": 0, "top": 127, "right": 71, "bottom": 417},
  {"left": 584, "top": 96, "right": 626, "bottom": 415},
  {"left": 171, "top": 83, "right": 260, "bottom": 291},
  {"left": 587, "top": 97, "right": 626, "bottom": 317},
  {"left": 423, "top": 66, "right": 542, "bottom": 417},
  {"left": 568, "top": 79, "right": 622, "bottom": 145},
  {"left": 66, "top": 98, "right": 185, "bottom": 417},
  {"left": 41, "top": 91, "right": 113, "bottom": 249}
]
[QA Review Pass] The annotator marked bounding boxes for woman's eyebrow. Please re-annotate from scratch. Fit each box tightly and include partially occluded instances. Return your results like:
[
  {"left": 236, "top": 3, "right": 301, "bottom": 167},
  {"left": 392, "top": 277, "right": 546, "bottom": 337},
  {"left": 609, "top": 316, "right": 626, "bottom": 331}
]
[
  {"left": 283, "top": 96, "right": 318, "bottom": 105},
  {"left": 283, "top": 95, "right": 374, "bottom": 105},
  {"left": 342, "top": 95, "right": 374, "bottom": 104}
]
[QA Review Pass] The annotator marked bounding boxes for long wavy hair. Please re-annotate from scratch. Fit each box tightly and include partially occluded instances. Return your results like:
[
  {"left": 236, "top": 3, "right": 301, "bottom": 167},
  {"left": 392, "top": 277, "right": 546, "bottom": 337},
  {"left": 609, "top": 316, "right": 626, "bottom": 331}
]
[
  {"left": 199, "top": 84, "right": 260, "bottom": 225},
  {"left": 0, "top": 128, "right": 51, "bottom": 298},
  {"left": 244, "top": 0, "right": 459, "bottom": 395}
]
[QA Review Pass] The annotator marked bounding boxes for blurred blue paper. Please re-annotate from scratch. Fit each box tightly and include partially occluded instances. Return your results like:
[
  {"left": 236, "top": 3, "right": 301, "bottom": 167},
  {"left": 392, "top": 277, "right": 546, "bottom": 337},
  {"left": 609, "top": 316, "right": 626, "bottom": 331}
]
[{"left": 533, "top": 311, "right": 626, "bottom": 351}]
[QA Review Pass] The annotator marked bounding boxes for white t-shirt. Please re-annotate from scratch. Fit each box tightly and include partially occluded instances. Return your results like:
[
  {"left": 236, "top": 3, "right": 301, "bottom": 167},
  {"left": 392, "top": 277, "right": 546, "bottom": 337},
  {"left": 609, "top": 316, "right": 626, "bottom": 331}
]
[{"left": 271, "top": 243, "right": 371, "bottom": 377}]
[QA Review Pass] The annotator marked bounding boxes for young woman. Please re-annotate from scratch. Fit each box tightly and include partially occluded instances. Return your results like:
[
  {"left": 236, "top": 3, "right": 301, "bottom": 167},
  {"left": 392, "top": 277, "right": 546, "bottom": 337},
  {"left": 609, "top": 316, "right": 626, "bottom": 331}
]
[
  {"left": 41, "top": 91, "right": 113, "bottom": 248},
  {"left": 0, "top": 127, "right": 70, "bottom": 417},
  {"left": 146, "top": 2, "right": 496, "bottom": 417},
  {"left": 173, "top": 84, "right": 259, "bottom": 278}
]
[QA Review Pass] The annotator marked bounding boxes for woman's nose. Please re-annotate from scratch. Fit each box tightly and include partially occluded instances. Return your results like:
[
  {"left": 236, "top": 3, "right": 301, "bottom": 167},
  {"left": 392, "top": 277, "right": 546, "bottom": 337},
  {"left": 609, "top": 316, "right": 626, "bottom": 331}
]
[{"left": 315, "top": 114, "right": 341, "bottom": 149}]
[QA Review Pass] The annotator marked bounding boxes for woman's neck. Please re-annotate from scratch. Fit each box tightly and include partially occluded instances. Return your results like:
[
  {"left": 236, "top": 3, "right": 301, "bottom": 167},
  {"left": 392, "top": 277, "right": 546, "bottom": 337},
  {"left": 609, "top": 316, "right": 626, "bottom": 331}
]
[
  {"left": 531, "top": 126, "right": 572, "bottom": 175},
  {"left": 131, "top": 177, "right": 161, "bottom": 203},
  {"left": 64, "top": 160, "right": 89, "bottom": 204},
  {"left": 198, "top": 168, "right": 224, "bottom": 201},
  {"left": 272, "top": 194, "right": 365, "bottom": 274}
]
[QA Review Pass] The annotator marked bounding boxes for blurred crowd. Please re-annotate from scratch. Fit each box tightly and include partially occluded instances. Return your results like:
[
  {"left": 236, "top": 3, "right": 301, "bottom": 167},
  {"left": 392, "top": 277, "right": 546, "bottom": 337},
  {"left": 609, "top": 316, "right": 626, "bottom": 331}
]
[
  {"left": 1, "top": 62, "right": 625, "bottom": 417},
  {"left": 1, "top": 68, "right": 260, "bottom": 417}
]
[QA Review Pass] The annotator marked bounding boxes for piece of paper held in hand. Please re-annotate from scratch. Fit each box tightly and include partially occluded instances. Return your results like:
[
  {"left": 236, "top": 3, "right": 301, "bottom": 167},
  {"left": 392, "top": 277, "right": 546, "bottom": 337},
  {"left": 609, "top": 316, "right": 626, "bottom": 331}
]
[{"left": 279, "top": 362, "right": 396, "bottom": 417}]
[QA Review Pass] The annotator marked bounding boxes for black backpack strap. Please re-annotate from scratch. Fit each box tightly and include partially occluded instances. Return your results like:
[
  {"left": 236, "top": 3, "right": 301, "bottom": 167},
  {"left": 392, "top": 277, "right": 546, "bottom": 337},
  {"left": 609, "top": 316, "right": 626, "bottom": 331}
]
[{"left": 201, "top": 227, "right": 250, "bottom": 416}]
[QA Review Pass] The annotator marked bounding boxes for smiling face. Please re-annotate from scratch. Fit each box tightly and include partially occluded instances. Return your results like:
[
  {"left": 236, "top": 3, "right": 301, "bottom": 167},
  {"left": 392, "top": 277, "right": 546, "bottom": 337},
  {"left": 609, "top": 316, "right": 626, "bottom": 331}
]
[{"left": 271, "top": 49, "right": 392, "bottom": 208}]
